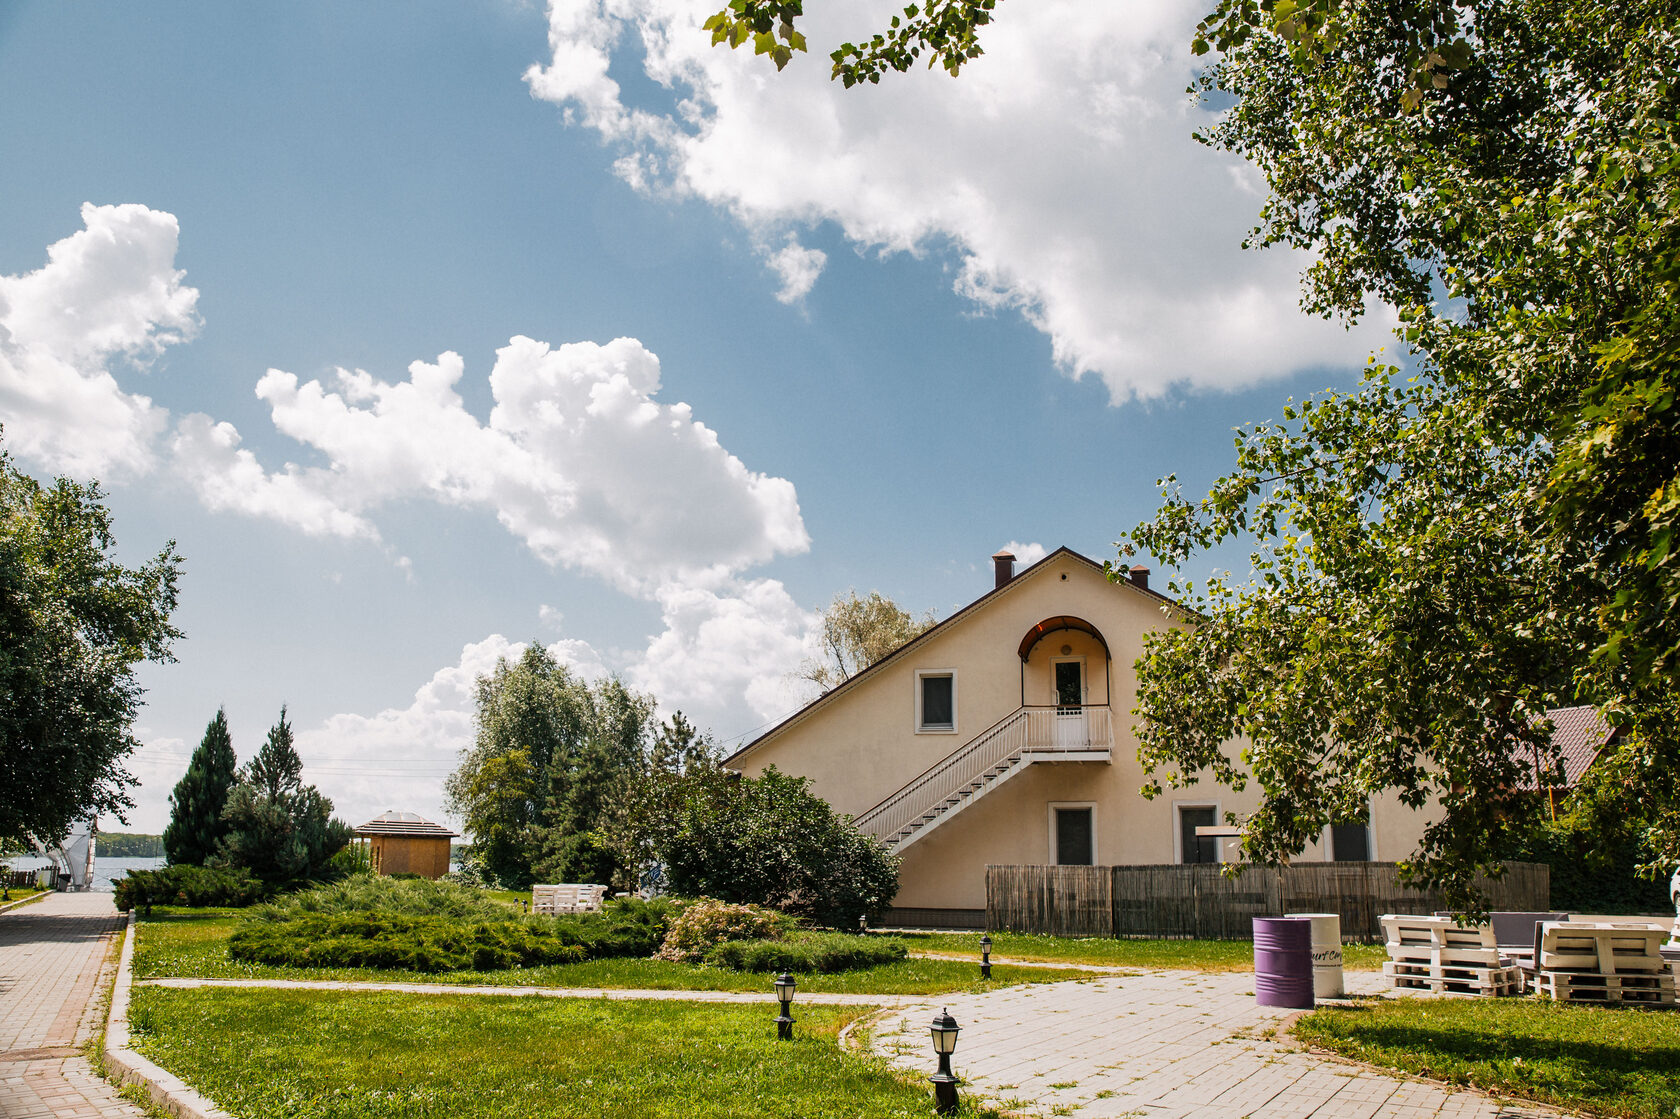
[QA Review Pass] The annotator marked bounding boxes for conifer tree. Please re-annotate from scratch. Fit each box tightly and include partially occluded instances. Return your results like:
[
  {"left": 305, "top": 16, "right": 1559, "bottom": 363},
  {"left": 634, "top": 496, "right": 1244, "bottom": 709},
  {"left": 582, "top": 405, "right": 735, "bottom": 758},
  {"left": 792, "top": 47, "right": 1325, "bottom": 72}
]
[
  {"left": 162, "top": 709, "right": 237, "bottom": 866},
  {"left": 218, "top": 706, "right": 350, "bottom": 886}
]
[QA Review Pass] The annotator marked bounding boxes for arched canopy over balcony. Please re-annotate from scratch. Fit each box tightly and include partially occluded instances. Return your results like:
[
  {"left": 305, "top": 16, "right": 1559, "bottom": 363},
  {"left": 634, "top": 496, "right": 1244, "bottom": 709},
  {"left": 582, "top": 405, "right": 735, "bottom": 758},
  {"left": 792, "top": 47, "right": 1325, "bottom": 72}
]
[{"left": 1017, "top": 616, "right": 1111, "bottom": 663}]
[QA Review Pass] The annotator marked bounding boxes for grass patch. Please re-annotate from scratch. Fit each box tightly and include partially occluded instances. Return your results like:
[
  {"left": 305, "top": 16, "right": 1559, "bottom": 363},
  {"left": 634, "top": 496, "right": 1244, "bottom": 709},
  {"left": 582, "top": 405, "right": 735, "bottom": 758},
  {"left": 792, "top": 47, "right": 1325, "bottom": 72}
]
[
  {"left": 127, "top": 986, "right": 1006, "bottom": 1118},
  {"left": 899, "top": 931, "right": 1386, "bottom": 972},
  {"left": 136, "top": 910, "right": 1098, "bottom": 994},
  {"left": 1295, "top": 996, "right": 1680, "bottom": 1118}
]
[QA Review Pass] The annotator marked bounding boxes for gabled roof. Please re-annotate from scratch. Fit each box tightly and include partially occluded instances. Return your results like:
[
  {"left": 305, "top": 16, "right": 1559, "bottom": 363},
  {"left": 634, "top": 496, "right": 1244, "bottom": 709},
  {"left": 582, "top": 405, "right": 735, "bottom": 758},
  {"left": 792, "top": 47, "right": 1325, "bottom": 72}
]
[
  {"left": 723, "top": 546, "right": 1177, "bottom": 766},
  {"left": 1516, "top": 705, "right": 1620, "bottom": 791},
  {"left": 354, "top": 810, "right": 459, "bottom": 838}
]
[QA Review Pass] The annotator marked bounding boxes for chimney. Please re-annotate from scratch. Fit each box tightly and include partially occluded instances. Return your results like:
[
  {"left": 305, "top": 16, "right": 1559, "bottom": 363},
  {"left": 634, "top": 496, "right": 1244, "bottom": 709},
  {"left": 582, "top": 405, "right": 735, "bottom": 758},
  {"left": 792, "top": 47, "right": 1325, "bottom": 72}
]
[
  {"left": 992, "top": 550, "right": 1016, "bottom": 589},
  {"left": 1129, "top": 565, "right": 1150, "bottom": 592}
]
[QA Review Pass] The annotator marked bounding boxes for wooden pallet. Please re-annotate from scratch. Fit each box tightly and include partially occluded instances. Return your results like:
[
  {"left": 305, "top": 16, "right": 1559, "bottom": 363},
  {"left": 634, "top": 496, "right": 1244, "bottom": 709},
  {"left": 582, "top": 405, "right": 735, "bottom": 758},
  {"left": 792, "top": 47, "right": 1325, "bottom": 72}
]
[
  {"left": 1532, "top": 969, "right": 1676, "bottom": 1006},
  {"left": 1536, "top": 923, "right": 1669, "bottom": 974},
  {"left": 1384, "top": 959, "right": 1525, "bottom": 996},
  {"left": 1381, "top": 915, "right": 1504, "bottom": 969}
]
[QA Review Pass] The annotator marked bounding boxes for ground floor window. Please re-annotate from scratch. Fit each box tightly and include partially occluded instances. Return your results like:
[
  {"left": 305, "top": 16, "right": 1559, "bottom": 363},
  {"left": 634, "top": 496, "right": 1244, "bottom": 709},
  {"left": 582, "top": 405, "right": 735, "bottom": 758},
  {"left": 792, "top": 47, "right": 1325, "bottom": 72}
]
[
  {"left": 1178, "top": 805, "right": 1219, "bottom": 864},
  {"left": 1330, "top": 818, "right": 1371, "bottom": 862},
  {"left": 1051, "top": 804, "right": 1094, "bottom": 865}
]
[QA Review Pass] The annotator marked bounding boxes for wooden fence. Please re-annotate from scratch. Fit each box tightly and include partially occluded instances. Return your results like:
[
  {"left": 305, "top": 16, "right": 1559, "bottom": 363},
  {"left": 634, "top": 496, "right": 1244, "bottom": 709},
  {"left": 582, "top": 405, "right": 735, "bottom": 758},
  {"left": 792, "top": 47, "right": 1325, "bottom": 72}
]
[{"left": 986, "top": 861, "right": 1550, "bottom": 942}]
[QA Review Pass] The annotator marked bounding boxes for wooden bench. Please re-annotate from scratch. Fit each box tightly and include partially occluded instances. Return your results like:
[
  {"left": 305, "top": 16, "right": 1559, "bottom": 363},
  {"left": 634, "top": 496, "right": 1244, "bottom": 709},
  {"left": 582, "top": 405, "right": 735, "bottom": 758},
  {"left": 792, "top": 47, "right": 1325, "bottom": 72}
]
[
  {"left": 1381, "top": 914, "right": 1524, "bottom": 996},
  {"left": 531, "top": 883, "right": 608, "bottom": 916},
  {"left": 1531, "top": 921, "right": 1675, "bottom": 1006}
]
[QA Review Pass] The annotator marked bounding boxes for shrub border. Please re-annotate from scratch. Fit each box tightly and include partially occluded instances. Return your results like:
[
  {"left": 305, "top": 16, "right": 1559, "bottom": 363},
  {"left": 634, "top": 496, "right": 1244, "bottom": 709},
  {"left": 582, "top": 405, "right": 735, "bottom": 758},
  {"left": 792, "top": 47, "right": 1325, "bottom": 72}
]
[{"left": 103, "top": 912, "right": 235, "bottom": 1119}]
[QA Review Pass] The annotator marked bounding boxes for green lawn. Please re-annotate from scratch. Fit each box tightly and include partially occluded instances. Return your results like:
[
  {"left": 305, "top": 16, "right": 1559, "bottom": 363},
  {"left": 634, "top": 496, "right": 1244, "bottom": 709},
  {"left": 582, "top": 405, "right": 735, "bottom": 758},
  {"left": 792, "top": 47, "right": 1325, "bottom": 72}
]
[
  {"left": 129, "top": 986, "right": 999, "bottom": 1119},
  {"left": 1296, "top": 996, "right": 1680, "bottom": 1118},
  {"left": 899, "top": 930, "right": 1388, "bottom": 972},
  {"left": 134, "top": 910, "right": 1101, "bottom": 994}
]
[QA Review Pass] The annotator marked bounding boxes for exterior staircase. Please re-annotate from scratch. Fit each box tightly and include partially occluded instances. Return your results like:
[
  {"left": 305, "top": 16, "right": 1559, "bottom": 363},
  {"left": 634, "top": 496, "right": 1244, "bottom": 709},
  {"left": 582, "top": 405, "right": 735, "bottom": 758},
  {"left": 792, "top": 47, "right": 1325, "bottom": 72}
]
[{"left": 853, "top": 705, "right": 1112, "bottom": 853}]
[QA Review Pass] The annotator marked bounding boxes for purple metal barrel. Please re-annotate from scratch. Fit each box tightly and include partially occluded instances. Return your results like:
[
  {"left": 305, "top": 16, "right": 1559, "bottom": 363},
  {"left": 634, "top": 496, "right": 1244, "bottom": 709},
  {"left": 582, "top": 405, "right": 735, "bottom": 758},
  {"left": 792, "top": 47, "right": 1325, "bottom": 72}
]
[{"left": 1253, "top": 917, "right": 1315, "bottom": 1009}]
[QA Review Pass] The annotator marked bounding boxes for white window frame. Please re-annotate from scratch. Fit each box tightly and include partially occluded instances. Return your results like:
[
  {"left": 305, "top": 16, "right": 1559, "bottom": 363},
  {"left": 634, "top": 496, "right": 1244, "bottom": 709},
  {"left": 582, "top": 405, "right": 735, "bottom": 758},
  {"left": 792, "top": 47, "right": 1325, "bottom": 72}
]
[
  {"left": 914, "top": 669, "right": 958, "bottom": 734},
  {"left": 1173, "top": 799, "right": 1224, "bottom": 865},
  {"left": 1047, "top": 801, "right": 1099, "bottom": 866}
]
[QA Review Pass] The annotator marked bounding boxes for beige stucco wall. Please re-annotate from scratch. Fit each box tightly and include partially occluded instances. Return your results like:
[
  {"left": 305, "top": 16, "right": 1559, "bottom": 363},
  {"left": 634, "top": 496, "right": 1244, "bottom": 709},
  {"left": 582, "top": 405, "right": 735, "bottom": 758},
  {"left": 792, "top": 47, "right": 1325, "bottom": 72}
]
[{"left": 733, "top": 551, "right": 1437, "bottom": 912}]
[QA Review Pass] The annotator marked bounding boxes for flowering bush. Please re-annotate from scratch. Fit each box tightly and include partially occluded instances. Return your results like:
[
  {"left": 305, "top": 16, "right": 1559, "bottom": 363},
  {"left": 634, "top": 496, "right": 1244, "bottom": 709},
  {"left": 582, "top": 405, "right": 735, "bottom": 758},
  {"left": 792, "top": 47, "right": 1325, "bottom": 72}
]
[{"left": 654, "top": 897, "right": 790, "bottom": 962}]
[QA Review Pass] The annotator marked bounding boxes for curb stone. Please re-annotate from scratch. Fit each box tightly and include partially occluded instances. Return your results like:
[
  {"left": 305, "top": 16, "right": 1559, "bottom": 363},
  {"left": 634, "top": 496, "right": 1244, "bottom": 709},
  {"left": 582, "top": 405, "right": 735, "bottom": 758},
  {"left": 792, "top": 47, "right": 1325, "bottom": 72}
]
[{"left": 103, "top": 911, "right": 236, "bottom": 1119}]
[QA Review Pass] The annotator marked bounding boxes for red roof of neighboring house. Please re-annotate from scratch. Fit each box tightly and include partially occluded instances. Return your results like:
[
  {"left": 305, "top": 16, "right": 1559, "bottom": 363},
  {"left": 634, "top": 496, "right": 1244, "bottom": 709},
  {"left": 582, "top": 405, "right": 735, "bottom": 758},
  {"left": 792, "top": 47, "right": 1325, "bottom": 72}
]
[{"left": 1517, "top": 705, "right": 1619, "bottom": 791}]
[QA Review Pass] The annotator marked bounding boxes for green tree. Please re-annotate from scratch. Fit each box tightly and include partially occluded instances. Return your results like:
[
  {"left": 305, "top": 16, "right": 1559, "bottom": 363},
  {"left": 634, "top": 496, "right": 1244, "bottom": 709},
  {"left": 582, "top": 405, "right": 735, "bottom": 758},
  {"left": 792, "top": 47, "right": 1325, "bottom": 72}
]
[
  {"left": 533, "top": 677, "right": 655, "bottom": 885},
  {"left": 799, "top": 589, "right": 934, "bottom": 691},
  {"left": 163, "top": 709, "right": 238, "bottom": 866},
  {"left": 0, "top": 434, "right": 182, "bottom": 850},
  {"left": 1119, "top": 0, "right": 1680, "bottom": 900},
  {"left": 654, "top": 766, "right": 900, "bottom": 928},
  {"left": 445, "top": 645, "right": 656, "bottom": 887},
  {"left": 218, "top": 708, "right": 351, "bottom": 886},
  {"left": 596, "top": 711, "right": 721, "bottom": 891}
]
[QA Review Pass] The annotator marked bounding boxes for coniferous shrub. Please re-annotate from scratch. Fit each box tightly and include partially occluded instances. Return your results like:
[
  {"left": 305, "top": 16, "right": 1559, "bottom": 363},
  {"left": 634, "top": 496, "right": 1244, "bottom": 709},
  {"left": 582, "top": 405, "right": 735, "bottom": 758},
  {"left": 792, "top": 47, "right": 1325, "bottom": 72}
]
[
  {"left": 249, "top": 873, "right": 510, "bottom": 922},
  {"left": 703, "top": 932, "right": 909, "bottom": 973},
  {"left": 115, "top": 865, "right": 267, "bottom": 913},
  {"left": 227, "top": 912, "right": 587, "bottom": 972},
  {"left": 550, "top": 897, "right": 678, "bottom": 959}
]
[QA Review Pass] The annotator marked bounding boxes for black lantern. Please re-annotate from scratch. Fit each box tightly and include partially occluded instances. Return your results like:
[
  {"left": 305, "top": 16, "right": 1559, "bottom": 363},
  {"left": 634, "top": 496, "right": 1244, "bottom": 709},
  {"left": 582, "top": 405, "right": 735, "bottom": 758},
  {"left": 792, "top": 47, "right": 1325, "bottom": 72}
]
[
  {"left": 980, "top": 934, "right": 992, "bottom": 979},
  {"left": 929, "top": 1008, "right": 961, "bottom": 1115},
  {"left": 774, "top": 972, "right": 797, "bottom": 1040}
]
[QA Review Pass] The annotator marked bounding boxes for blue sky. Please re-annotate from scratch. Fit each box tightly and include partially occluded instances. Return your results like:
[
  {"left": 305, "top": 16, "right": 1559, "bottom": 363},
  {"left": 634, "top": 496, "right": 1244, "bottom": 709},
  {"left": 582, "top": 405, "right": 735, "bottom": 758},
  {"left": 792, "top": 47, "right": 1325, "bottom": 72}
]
[{"left": 0, "top": 0, "right": 1391, "bottom": 835}]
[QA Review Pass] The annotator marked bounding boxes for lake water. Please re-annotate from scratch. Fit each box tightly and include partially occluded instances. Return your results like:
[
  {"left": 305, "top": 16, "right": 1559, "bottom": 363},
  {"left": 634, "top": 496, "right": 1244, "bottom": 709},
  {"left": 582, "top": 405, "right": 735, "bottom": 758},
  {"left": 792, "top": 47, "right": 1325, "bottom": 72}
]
[{"left": 6, "top": 855, "right": 165, "bottom": 892}]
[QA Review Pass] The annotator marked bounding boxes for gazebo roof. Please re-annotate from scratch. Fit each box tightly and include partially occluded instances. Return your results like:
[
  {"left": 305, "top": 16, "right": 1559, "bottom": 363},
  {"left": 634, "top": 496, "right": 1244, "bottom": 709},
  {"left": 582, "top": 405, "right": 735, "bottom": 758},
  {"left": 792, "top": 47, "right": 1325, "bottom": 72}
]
[{"left": 353, "top": 810, "right": 459, "bottom": 838}]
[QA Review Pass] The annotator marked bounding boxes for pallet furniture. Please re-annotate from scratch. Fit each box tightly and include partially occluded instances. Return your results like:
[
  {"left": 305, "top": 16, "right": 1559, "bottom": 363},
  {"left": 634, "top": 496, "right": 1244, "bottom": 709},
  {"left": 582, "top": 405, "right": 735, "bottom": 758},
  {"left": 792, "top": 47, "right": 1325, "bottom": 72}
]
[
  {"left": 1530, "top": 921, "right": 1675, "bottom": 1006},
  {"left": 531, "top": 883, "right": 608, "bottom": 916},
  {"left": 1435, "top": 910, "right": 1568, "bottom": 970},
  {"left": 1380, "top": 915, "right": 1525, "bottom": 995}
]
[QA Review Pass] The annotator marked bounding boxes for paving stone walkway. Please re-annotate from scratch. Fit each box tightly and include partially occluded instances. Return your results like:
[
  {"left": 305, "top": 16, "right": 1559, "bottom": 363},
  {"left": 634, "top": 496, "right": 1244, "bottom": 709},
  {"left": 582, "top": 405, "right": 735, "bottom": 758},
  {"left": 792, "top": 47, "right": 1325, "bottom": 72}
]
[
  {"left": 0, "top": 892, "right": 144, "bottom": 1119},
  {"left": 868, "top": 969, "right": 1578, "bottom": 1119}
]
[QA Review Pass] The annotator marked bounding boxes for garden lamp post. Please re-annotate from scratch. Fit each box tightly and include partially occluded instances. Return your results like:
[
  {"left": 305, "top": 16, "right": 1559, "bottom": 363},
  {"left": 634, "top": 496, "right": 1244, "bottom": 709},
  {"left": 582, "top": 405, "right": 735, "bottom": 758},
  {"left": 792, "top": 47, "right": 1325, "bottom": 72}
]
[
  {"left": 929, "top": 1008, "right": 961, "bottom": 1115},
  {"left": 980, "top": 934, "right": 992, "bottom": 979},
  {"left": 774, "top": 972, "right": 796, "bottom": 1040}
]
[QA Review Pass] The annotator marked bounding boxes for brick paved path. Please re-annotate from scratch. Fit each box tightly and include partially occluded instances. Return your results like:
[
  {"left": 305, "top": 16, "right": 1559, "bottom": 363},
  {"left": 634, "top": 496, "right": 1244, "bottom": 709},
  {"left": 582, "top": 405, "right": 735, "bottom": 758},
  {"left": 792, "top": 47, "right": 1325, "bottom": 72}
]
[
  {"left": 868, "top": 969, "right": 1580, "bottom": 1119},
  {"left": 0, "top": 893, "right": 144, "bottom": 1119}
]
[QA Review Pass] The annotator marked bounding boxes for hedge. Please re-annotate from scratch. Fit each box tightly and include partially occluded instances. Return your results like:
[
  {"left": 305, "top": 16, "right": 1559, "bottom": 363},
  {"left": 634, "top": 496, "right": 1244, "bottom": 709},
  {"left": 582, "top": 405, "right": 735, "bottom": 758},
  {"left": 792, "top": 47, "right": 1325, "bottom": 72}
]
[
  {"left": 115, "top": 865, "right": 267, "bottom": 913},
  {"left": 227, "top": 912, "right": 588, "bottom": 972},
  {"left": 702, "top": 932, "right": 909, "bottom": 973}
]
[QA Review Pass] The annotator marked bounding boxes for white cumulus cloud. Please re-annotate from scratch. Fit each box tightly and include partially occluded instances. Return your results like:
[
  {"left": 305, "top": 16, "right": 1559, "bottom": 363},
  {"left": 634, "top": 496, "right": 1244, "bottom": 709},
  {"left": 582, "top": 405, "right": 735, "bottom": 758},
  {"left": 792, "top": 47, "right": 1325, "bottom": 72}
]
[
  {"left": 631, "top": 575, "right": 817, "bottom": 733},
  {"left": 172, "top": 335, "right": 811, "bottom": 593},
  {"left": 291, "top": 634, "right": 521, "bottom": 829},
  {"left": 525, "top": 0, "right": 1393, "bottom": 401},
  {"left": 1000, "top": 540, "right": 1049, "bottom": 568},
  {"left": 0, "top": 203, "right": 199, "bottom": 477}
]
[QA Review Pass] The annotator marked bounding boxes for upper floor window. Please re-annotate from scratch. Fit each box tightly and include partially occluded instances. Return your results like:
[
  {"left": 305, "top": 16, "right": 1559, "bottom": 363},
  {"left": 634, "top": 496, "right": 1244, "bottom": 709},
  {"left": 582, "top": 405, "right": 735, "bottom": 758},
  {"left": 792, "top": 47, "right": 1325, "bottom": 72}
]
[{"left": 916, "top": 670, "right": 956, "bottom": 732}]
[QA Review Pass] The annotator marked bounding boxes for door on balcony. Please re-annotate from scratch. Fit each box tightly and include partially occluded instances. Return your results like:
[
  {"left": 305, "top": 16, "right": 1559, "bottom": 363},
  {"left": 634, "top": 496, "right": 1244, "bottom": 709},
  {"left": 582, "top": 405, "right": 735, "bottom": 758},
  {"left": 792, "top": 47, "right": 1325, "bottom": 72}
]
[{"left": 1052, "top": 658, "right": 1086, "bottom": 748}]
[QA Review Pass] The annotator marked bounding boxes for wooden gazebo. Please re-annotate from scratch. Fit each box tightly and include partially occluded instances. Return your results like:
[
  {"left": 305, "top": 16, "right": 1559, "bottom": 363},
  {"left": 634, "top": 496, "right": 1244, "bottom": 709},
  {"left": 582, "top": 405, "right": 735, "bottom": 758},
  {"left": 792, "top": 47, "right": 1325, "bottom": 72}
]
[{"left": 353, "top": 811, "right": 459, "bottom": 879}]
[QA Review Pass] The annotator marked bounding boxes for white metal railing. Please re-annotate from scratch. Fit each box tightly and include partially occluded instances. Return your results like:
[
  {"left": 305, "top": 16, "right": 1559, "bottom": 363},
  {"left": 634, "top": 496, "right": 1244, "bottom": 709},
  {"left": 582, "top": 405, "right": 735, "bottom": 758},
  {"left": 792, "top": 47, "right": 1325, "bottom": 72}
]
[{"left": 854, "top": 705, "right": 1112, "bottom": 848}]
